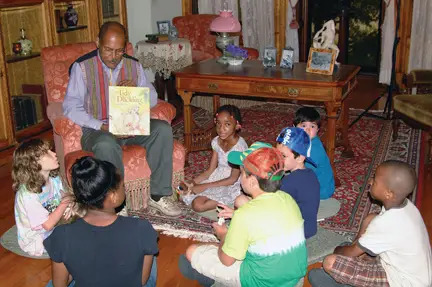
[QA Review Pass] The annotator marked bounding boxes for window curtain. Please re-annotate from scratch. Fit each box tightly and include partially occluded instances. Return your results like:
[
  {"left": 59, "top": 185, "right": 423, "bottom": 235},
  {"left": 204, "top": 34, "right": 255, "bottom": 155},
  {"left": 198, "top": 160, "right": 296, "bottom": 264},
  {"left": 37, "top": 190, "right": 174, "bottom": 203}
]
[
  {"left": 240, "top": 0, "right": 275, "bottom": 58},
  {"left": 198, "top": 0, "right": 239, "bottom": 18},
  {"left": 408, "top": 0, "right": 432, "bottom": 71},
  {"left": 379, "top": 0, "right": 395, "bottom": 85},
  {"left": 285, "top": 0, "right": 299, "bottom": 63}
]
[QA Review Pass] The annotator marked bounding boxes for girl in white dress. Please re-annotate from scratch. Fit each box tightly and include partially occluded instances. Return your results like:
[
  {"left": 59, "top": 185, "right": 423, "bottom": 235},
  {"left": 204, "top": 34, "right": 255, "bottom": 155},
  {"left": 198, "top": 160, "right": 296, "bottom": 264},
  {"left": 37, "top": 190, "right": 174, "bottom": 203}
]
[{"left": 181, "top": 105, "right": 248, "bottom": 212}]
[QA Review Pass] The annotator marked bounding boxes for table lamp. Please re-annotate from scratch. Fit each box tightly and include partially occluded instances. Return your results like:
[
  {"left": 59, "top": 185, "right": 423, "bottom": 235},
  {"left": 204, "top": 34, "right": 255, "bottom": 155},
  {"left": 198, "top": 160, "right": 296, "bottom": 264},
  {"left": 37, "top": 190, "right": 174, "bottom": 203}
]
[{"left": 210, "top": 4, "right": 241, "bottom": 64}]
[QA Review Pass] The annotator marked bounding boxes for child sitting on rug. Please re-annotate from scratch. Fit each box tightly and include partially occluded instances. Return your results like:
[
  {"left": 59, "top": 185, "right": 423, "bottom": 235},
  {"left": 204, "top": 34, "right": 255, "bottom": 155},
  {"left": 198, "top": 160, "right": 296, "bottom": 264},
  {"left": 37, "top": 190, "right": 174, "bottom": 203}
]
[
  {"left": 13, "top": 138, "right": 71, "bottom": 257},
  {"left": 180, "top": 104, "right": 248, "bottom": 212},
  {"left": 294, "top": 106, "right": 335, "bottom": 199},
  {"left": 308, "top": 160, "right": 432, "bottom": 287},
  {"left": 179, "top": 142, "right": 307, "bottom": 287},
  {"left": 44, "top": 156, "right": 158, "bottom": 287},
  {"left": 276, "top": 127, "right": 320, "bottom": 239}
]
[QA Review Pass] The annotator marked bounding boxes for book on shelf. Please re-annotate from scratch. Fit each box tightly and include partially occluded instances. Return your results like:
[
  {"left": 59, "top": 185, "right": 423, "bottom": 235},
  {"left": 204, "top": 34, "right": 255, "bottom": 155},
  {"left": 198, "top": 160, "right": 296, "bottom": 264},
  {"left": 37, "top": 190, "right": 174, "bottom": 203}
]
[
  {"left": 108, "top": 86, "right": 150, "bottom": 136},
  {"left": 12, "top": 96, "right": 38, "bottom": 131}
]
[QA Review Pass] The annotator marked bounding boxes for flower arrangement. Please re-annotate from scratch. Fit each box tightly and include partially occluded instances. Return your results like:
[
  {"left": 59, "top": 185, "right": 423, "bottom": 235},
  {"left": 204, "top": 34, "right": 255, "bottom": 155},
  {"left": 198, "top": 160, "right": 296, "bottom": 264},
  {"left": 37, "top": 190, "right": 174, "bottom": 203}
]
[{"left": 225, "top": 44, "right": 248, "bottom": 59}]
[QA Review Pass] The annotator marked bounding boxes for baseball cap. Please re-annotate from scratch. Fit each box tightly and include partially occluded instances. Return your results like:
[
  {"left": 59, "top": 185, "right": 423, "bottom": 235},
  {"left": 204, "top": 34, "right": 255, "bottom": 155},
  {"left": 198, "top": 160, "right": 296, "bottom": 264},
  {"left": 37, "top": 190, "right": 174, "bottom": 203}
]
[
  {"left": 276, "top": 127, "right": 317, "bottom": 167},
  {"left": 228, "top": 142, "right": 284, "bottom": 181}
]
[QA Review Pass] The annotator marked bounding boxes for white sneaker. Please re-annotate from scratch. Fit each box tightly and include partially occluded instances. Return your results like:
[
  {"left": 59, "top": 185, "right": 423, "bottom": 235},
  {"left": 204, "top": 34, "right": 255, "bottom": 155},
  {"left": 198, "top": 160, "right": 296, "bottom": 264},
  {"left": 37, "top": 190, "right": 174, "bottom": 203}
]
[{"left": 148, "top": 196, "right": 182, "bottom": 217}]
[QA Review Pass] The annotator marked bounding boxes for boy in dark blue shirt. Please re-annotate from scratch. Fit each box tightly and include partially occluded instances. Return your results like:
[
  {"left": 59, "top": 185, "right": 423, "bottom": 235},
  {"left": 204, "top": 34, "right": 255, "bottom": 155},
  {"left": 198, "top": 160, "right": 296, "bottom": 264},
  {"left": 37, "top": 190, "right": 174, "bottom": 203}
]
[{"left": 276, "top": 127, "right": 320, "bottom": 238}]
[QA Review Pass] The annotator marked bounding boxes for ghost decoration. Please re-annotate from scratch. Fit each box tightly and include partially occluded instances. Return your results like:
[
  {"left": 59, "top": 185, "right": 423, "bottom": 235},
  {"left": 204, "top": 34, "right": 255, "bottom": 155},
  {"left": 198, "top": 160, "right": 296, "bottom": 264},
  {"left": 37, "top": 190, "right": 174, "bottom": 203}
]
[{"left": 313, "top": 20, "right": 340, "bottom": 64}]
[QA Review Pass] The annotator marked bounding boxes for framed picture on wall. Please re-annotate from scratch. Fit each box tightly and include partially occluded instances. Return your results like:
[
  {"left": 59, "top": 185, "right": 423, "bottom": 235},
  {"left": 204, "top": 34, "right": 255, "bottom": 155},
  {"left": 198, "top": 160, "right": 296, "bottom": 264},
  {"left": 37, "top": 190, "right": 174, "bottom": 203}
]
[
  {"left": 306, "top": 48, "right": 336, "bottom": 75},
  {"left": 263, "top": 47, "right": 276, "bottom": 67},
  {"left": 157, "top": 20, "right": 171, "bottom": 35}
]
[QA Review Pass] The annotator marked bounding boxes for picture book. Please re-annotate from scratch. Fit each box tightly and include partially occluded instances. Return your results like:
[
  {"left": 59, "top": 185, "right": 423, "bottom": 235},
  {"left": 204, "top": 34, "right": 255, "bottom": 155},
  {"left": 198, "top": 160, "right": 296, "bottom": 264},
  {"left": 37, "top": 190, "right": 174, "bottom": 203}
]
[{"left": 109, "top": 86, "right": 150, "bottom": 136}]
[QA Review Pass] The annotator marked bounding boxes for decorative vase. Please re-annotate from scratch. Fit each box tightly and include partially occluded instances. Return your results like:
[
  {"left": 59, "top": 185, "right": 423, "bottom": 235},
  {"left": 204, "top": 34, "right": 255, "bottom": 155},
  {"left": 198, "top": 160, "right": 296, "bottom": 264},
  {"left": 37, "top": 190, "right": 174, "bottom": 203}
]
[
  {"left": 18, "top": 28, "right": 32, "bottom": 56},
  {"left": 64, "top": 4, "right": 78, "bottom": 27}
]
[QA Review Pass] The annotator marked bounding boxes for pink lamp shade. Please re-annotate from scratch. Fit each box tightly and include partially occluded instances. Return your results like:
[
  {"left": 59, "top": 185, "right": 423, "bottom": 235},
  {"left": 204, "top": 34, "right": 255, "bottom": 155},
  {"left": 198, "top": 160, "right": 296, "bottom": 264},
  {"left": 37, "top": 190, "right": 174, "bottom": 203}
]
[{"left": 210, "top": 10, "right": 241, "bottom": 33}]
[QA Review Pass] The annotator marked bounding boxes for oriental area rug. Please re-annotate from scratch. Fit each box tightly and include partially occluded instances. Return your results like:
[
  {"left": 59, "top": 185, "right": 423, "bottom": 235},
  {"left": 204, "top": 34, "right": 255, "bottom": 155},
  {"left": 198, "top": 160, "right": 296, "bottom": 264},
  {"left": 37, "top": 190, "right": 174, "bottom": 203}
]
[{"left": 129, "top": 103, "right": 424, "bottom": 242}]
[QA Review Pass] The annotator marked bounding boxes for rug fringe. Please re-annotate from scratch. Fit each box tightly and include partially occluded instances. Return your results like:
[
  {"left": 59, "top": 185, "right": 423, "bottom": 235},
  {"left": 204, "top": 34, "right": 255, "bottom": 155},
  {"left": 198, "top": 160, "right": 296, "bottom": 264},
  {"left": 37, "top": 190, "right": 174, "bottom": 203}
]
[{"left": 152, "top": 224, "right": 218, "bottom": 243}]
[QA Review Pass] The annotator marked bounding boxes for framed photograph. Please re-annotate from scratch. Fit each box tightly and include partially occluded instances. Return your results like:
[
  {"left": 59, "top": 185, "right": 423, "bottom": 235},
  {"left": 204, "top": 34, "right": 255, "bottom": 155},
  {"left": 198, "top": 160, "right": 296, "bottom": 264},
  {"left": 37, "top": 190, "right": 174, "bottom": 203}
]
[
  {"left": 280, "top": 47, "right": 294, "bottom": 69},
  {"left": 263, "top": 47, "right": 276, "bottom": 67},
  {"left": 157, "top": 20, "right": 171, "bottom": 35},
  {"left": 306, "top": 48, "right": 336, "bottom": 75}
]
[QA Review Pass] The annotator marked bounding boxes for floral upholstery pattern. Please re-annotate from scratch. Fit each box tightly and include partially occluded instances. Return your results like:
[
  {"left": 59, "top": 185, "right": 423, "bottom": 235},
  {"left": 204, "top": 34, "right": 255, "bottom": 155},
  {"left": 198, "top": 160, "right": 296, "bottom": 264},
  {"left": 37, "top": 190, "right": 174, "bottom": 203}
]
[
  {"left": 42, "top": 42, "right": 186, "bottom": 210},
  {"left": 173, "top": 14, "right": 259, "bottom": 62}
]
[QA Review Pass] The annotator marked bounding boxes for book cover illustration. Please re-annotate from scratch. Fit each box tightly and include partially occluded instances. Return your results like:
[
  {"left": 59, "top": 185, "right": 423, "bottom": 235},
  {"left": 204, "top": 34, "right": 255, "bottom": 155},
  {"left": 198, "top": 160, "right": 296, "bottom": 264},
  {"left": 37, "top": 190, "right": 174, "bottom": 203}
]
[{"left": 109, "top": 86, "right": 150, "bottom": 136}]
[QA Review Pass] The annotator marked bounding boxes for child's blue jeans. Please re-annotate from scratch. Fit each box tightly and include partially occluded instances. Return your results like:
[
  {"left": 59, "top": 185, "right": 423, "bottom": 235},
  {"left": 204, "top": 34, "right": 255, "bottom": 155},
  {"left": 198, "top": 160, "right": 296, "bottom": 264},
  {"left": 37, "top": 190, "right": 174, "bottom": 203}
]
[{"left": 46, "top": 256, "right": 157, "bottom": 287}]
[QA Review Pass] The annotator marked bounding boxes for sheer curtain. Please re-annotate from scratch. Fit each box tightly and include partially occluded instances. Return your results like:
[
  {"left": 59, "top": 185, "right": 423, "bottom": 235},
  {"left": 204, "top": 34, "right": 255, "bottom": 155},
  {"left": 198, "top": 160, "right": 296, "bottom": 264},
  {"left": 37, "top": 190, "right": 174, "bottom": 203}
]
[
  {"left": 408, "top": 0, "right": 432, "bottom": 71},
  {"left": 285, "top": 0, "right": 299, "bottom": 62},
  {"left": 198, "top": 0, "right": 239, "bottom": 18},
  {"left": 240, "top": 0, "right": 275, "bottom": 58},
  {"left": 379, "top": 0, "right": 395, "bottom": 85}
]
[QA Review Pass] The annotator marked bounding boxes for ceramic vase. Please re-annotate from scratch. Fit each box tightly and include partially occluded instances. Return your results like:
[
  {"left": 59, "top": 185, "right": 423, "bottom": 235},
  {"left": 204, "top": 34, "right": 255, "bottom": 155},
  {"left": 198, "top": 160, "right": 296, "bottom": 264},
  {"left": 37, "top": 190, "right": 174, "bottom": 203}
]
[{"left": 64, "top": 4, "right": 78, "bottom": 27}]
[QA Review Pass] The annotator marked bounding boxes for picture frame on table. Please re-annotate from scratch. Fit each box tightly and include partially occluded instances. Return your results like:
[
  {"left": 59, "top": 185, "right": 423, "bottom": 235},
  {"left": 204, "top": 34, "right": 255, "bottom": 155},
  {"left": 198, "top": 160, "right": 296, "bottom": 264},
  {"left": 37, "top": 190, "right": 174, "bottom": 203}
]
[
  {"left": 306, "top": 48, "right": 336, "bottom": 75},
  {"left": 157, "top": 20, "right": 171, "bottom": 35},
  {"left": 280, "top": 47, "right": 294, "bottom": 69},
  {"left": 263, "top": 47, "right": 276, "bottom": 67}
]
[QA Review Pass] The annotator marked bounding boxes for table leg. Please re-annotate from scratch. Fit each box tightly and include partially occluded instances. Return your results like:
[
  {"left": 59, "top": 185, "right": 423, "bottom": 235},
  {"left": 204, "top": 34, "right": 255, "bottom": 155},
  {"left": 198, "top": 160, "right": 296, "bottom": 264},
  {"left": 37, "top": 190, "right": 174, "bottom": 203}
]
[
  {"left": 178, "top": 90, "right": 194, "bottom": 152},
  {"left": 340, "top": 100, "right": 354, "bottom": 158},
  {"left": 213, "top": 95, "right": 220, "bottom": 115},
  {"left": 325, "top": 102, "right": 340, "bottom": 186}
]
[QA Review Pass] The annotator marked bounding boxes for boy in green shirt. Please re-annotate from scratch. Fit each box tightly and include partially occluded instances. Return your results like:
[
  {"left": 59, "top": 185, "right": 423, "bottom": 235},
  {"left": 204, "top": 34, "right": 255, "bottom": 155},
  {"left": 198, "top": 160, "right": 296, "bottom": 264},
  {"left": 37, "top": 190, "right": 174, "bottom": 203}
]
[{"left": 180, "top": 142, "right": 308, "bottom": 287}]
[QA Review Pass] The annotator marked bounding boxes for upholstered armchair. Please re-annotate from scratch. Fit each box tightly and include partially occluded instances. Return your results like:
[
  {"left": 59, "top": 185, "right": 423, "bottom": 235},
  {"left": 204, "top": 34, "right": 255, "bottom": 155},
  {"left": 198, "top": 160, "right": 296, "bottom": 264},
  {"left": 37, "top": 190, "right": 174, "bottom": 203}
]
[
  {"left": 41, "top": 42, "right": 186, "bottom": 211},
  {"left": 393, "top": 70, "right": 432, "bottom": 162},
  {"left": 172, "top": 14, "right": 259, "bottom": 63}
]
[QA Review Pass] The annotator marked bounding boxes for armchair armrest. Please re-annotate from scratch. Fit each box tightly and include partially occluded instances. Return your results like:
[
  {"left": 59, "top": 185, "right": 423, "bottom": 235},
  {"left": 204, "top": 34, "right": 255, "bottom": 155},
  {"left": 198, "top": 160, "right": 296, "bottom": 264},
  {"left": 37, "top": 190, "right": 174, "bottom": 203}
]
[
  {"left": 47, "top": 102, "right": 65, "bottom": 124},
  {"left": 150, "top": 100, "right": 176, "bottom": 124},
  {"left": 53, "top": 116, "right": 83, "bottom": 155}
]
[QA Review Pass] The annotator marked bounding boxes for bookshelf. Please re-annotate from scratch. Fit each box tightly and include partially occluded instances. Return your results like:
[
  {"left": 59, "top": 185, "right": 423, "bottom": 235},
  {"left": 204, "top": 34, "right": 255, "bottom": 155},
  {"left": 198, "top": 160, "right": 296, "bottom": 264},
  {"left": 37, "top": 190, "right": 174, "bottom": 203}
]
[
  {"left": 0, "top": 1, "right": 50, "bottom": 148},
  {"left": 0, "top": 0, "right": 128, "bottom": 150}
]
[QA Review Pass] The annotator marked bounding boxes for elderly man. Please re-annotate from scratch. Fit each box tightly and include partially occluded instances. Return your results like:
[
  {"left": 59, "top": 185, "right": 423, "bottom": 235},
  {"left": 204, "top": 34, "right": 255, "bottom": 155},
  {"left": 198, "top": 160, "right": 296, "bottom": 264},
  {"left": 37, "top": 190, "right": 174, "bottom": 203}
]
[{"left": 63, "top": 21, "right": 181, "bottom": 216}]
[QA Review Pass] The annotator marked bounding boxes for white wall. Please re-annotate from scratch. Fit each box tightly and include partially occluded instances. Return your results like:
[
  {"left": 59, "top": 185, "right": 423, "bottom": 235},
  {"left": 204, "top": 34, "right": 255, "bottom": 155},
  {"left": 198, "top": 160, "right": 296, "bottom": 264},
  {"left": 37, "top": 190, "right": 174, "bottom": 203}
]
[
  {"left": 151, "top": 0, "right": 183, "bottom": 33},
  {"left": 126, "top": 0, "right": 183, "bottom": 46}
]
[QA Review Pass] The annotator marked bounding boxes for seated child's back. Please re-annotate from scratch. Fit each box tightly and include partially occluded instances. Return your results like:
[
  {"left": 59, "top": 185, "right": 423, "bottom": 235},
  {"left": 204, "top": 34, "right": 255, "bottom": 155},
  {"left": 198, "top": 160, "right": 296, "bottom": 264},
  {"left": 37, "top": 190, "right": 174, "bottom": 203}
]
[
  {"left": 44, "top": 157, "right": 158, "bottom": 287},
  {"left": 276, "top": 127, "right": 320, "bottom": 238},
  {"left": 280, "top": 168, "right": 320, "bottom": 238}
]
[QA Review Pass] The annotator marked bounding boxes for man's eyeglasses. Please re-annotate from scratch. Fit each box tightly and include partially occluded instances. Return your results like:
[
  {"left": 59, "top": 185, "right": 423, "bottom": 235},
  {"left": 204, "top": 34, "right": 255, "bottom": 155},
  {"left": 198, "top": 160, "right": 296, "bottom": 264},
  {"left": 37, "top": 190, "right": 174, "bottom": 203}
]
[{"left": 101, "top": 47, "right": 125, "bottom": 57}]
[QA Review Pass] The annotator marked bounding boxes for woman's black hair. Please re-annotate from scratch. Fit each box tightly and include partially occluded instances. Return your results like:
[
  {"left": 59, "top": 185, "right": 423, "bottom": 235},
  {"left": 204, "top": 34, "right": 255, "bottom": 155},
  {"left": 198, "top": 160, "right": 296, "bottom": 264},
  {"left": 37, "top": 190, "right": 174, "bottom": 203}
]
[
  {"left": 71, "top": 156, "right": 121, "bottom": 209},
  {"left": 293, "top": 106, "right": 321, "bottom": 128},
  {"left": 215, "top": 104, "right": 242, "bottom": 125}
]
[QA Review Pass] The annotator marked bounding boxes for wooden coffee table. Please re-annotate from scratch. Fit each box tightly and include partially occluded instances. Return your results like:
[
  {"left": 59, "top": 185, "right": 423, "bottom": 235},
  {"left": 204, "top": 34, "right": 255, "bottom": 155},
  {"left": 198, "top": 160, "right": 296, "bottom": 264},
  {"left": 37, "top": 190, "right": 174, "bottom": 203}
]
[{"left": 175, "top": 59, "right": 360, "bottom": 171}]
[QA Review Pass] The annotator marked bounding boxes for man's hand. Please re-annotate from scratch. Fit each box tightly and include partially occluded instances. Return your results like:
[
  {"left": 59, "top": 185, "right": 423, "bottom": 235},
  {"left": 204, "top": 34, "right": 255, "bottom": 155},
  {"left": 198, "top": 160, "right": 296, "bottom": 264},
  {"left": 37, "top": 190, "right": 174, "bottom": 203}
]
[
  {"left": 212, "top": 222, "right": 228, "bottom": 241},
  {"left": 118, "top": 80, "right": 136, "bottom": 87}
]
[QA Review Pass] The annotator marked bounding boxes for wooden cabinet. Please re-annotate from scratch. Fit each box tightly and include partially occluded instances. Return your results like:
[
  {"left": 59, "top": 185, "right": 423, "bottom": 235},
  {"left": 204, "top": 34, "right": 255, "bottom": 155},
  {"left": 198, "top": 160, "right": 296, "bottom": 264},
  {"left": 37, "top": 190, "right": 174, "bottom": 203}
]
[{"left": 0, "top": 0, "right": 128, "bottom": 150}]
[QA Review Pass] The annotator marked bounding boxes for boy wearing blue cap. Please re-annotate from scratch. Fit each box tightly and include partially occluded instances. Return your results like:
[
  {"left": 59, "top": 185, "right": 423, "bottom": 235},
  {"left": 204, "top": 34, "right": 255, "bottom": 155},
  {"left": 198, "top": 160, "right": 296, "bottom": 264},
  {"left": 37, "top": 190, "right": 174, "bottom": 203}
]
[
  {"left": 179, "top": 142, "right": 307, "bottom": 287},
  {"left": 276, "top": 127, "right": 320, "bottom": 238}
]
